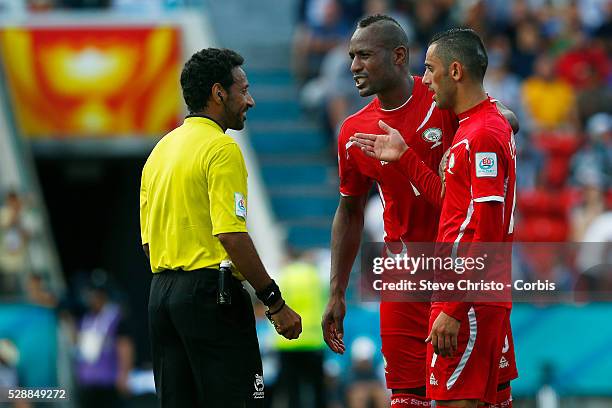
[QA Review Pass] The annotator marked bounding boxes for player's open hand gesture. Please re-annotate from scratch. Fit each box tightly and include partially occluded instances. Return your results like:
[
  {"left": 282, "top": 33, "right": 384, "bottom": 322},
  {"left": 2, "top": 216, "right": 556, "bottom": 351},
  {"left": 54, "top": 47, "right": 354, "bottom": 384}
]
[
  {"left": 350, "top": 120, "right": 409, "bottom": 162},
  {"left": 426, "top": 311, "right": 460, "bottom": 357},
  {"left": 321, "top": 295, "right": 346, "bottom": 354}
]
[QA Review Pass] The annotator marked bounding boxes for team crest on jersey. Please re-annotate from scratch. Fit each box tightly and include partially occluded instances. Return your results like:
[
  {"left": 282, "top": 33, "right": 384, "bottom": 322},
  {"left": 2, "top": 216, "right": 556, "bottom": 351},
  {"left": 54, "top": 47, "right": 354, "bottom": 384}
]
[
  {"left": 422, "top": 127, "right": 442, "bottom": 148},
  {"left": 475, "top": 152, "right": 497, "bottom": 177}
]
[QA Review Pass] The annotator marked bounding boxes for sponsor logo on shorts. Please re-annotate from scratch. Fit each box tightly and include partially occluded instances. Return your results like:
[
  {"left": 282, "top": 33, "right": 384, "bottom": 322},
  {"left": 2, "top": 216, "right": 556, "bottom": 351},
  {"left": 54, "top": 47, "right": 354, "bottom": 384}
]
[
  {"left": 391, "top": 397, "right": 431, "bottom": 406},
  {"left": 489, "top": 397, "right": 513, "bottom": 408},
  {"left": 253, "top": 373, "right": 264, "bottom": 399},
  {"left": 429, "top": 373, "right": 438, "bottom": 386},
  {"left": 499, "top": 356, "right": 509, "bottom": 369}
]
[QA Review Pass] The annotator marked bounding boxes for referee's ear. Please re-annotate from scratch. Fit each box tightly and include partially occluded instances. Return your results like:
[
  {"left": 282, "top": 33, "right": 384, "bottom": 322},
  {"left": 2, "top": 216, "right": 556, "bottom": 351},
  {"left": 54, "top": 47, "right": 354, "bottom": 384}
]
[{"left": 212, "top": 83, "right": 226, "bottom": 105}]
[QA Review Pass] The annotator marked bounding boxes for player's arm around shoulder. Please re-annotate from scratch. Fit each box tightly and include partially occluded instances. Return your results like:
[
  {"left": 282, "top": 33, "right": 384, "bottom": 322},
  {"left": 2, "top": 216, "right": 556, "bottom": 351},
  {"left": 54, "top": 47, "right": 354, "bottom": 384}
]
[{"left": 493, "top": 99, "right": 519, "bottom": 134}]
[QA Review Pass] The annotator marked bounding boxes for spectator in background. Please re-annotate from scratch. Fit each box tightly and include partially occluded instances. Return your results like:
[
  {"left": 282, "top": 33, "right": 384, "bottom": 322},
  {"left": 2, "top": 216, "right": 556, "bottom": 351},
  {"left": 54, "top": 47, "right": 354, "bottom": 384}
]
[
  {"left": 574, "top": 203, "right": 612, "bottom": 297},
  {"left": 25, "top": 274, "right": 57, "bottom": 308},
  {"left": 0, "top": 191, "right": 35, "bottom": 296},
  {"left": 0, "top": 339, "right": 30, "bottom": 408},
  {"left": 594, "top": 1, "right": 612, "bottom": 53},
  {"left": 292, "top": 0, "right": 357, "bottom": 83},
  {"left": 571, "top": 113, "right": 612, "bottom": 192},
  {"left": 274, "top": 250, "right": 326, "bottom": 408},
  {"left": 555, "top": 31, "right": 610, "bottom": 92},
  {"left": 571, "top": 167, "right": 606, "bottom": 242},
  {"left": 345, "top": 337, "right": 387, "bottom": 408},
  {"left": 522, "top": 54, "right": 578, "bottom": 131},
  {"left": 411, "top": 0, "right": 453, "bottom": 47},
  {"left": 75, "top": 272, "right": 133, "bottom": 408},
  {"left": 577, "top": 0, "right": 611, "bottom": 35},
  {"left": 484, "top": 34, "right": 523, "bottom": 117},
  {"left": 510, "top": 19, "right": 542, "bottom": 79}
]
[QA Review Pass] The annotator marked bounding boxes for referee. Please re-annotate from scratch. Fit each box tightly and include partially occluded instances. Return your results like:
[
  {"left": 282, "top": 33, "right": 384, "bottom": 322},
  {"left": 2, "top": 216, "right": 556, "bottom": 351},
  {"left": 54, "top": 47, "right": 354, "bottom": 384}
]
[{"left": 140, "top": 48, "right": 302, "bottom": 408}]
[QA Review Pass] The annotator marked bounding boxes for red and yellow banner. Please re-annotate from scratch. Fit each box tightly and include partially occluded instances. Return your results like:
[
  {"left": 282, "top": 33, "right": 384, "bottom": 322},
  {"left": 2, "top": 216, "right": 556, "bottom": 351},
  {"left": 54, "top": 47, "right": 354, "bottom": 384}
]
[{"left": 0, "top": 26, "right": 182, "bottom": 138}]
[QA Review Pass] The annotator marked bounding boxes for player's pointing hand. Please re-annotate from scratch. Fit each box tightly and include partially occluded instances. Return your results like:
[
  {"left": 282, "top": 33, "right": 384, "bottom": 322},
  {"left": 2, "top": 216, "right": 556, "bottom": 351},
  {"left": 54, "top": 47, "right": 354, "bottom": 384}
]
[{"left": 350, "top": 120, "right": 409, "bottom": 162}]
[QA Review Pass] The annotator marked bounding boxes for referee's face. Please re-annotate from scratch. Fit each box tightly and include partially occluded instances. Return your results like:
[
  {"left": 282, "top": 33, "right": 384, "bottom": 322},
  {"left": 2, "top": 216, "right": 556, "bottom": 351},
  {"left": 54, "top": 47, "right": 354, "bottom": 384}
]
[{"left": 223, "top": 67, "right": 255, "bottom": 130}]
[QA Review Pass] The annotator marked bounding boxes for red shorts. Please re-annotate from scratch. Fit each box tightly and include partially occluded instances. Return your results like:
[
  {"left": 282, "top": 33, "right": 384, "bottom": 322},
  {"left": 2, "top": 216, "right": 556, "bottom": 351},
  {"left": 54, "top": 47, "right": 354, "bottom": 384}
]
[
  {"left": 380, "top": 301, "right": 430, "bottom": 389},
  {"left": 426, "top": 305, "right": 510, "bottom": 404}
]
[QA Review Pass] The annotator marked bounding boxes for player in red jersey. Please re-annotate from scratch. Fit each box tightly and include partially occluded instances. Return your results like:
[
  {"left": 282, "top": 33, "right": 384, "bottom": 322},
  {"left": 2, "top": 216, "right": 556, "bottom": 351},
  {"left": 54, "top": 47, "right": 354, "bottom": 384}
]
[
  {"left": 321, "top": 15, "right": 516, "bottom": 408},
  {"left": 350, "top": 28, "right": 518, "bottom": 408}
]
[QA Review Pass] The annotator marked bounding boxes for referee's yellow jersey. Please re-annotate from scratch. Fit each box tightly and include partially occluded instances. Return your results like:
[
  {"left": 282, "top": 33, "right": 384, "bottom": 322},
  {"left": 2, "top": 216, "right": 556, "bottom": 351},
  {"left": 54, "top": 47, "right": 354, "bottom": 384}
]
[{"left": 140, "top": 116, "right": 248, "bottom": 279}]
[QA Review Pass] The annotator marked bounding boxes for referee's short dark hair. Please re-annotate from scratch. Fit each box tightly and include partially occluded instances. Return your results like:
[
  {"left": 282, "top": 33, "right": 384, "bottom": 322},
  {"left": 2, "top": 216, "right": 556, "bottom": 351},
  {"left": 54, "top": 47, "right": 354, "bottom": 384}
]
[
  {"left": 180, "top": 48, "right": 244, "bottom": 113},
  {"left": 429, "top": 28, "right": 488, "bottom": 81}
]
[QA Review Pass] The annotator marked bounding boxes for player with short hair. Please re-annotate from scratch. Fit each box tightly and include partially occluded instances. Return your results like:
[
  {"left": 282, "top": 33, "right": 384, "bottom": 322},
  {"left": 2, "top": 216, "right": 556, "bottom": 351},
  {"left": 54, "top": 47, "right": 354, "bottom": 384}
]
[
  {"left": 321, "top": 15, "right": 516, "bottom": 408},
  {"left": 350, "top": 28, "right": 518, "bottom": 408}
]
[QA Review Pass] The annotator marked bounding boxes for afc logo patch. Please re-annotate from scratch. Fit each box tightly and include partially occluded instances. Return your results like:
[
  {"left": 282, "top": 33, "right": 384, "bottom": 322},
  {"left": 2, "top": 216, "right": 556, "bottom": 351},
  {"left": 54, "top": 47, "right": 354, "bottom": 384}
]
[
  {"left": 475, "top": 152, "right": 497, "bottom": 177},
  {"left": 235, "top": 192, "right": 247, "bottom": 218}
]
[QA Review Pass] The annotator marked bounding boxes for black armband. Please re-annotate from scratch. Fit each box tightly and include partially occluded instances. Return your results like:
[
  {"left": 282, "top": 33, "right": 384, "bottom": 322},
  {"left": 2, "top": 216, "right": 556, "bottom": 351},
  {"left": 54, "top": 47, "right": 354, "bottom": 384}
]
[{"left": 256, "top": 280, "right": 282, "bottom": 307}]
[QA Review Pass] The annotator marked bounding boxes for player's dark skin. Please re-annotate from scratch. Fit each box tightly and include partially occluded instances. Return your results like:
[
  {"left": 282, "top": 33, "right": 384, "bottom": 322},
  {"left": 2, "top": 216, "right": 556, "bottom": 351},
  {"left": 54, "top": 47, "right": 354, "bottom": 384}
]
[
  {"left": 323, "top": 21, "right": 519, "bottom": 402},
  {"left": 322, "top": 21, "right": 427, "bottom": 398}
]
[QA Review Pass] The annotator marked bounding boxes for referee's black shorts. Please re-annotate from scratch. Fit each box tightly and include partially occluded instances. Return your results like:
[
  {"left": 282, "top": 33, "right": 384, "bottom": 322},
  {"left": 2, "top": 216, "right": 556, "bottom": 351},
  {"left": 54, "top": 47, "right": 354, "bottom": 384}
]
[{"left": 148, "top": 268, "right": 264, "bottom": 407}]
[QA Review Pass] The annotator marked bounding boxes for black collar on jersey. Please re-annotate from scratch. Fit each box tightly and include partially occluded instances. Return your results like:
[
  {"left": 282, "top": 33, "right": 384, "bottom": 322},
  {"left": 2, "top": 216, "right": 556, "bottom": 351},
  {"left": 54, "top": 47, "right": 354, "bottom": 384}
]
[{"left": 185, "top": 114, "right": 225, "bottom": 131}]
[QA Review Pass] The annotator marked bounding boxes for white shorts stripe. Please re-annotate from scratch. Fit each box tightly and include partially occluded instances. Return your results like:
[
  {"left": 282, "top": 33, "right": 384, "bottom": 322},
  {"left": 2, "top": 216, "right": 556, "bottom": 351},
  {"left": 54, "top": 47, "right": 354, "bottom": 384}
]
[
  {"left": 446, "top": 307, "right": 477, "bottom": 390},
  {"left": 431, "top": 352, "right": 438, "bottom": 368}
]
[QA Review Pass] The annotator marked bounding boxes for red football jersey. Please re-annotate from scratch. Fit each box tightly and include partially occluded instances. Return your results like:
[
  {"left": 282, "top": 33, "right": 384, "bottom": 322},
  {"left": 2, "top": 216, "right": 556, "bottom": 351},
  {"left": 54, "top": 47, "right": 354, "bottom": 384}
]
[
  {"left": 437, "top": 97, "right": 517, "bottom": 244},
  {"left": 435, "top": 98, "right": 517, "bottom": 314},
  {"left": 338, "top": 76, "right": 458, "bottom": 243}
]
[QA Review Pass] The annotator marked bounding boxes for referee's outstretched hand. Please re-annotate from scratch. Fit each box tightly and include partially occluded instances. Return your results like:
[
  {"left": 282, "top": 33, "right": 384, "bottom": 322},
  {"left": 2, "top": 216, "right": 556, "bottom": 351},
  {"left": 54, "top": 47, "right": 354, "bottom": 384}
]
[
  {"left": 273, "top": 303, "right": 302, "bottom": 340},
  {"left": 321, "top": 296, "right": 346, "bottom": 354}
]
